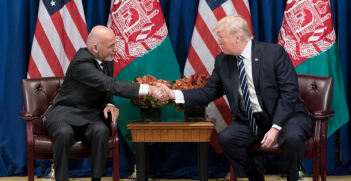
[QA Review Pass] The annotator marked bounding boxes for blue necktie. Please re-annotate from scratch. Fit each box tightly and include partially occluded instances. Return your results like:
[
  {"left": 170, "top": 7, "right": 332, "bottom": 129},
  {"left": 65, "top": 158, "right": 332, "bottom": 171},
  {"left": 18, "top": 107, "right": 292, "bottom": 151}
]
[{"left": 238, "top": 55, "right": 257, "bottom": 135}]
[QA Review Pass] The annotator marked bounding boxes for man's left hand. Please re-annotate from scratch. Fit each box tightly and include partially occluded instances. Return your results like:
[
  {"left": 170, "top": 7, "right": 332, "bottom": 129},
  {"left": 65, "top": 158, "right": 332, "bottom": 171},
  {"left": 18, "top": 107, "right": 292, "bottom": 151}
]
[
  {"left": 103, "top": 105, "right": 119, "bottom": 123},
  {"left": 261, "top": 127, "right": 280, "bottom": 148}
]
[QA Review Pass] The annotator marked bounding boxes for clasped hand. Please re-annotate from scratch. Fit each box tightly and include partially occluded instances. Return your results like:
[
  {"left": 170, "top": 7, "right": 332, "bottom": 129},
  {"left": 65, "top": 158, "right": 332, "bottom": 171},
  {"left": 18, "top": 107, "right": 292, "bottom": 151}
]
[
  {"left": 103, "top": 105, "right": 119, "bottom": 123},
  {"left": 261, "top": 127, "right": 280, "bottom": 148},
  {"left": 149, "top": 83, "right": 175, "bottom": 101}
]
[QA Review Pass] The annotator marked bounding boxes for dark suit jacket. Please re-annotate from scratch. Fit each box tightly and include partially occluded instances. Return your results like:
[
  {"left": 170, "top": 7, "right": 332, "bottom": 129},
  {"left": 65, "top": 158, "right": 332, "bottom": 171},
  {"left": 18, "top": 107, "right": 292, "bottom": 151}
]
[
  {"left": 45, "top": 48, "right": 140, "bottom": 127},
  {"left": 182, "top": 41, "right": 312, "bottom": 135}
]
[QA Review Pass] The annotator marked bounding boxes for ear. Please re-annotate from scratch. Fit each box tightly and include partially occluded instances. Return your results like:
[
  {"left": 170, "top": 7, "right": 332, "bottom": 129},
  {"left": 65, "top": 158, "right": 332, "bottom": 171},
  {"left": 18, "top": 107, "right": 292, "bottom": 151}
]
[
  {"left": 236, "top": 35, "right": 242, "bottom": 43},
  {"left": 92, "top": 44, "right": 99, "bottom": 54}
]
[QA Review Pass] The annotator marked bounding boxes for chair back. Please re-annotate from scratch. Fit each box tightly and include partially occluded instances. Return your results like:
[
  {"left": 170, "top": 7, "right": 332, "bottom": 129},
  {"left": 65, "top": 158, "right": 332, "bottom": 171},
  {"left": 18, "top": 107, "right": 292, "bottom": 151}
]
[
  {"left": 21, "top": 77, "right": 65, "bottom": 135},
  {"left": 297, "top": 74, "right": 333, "bottom": 114}
]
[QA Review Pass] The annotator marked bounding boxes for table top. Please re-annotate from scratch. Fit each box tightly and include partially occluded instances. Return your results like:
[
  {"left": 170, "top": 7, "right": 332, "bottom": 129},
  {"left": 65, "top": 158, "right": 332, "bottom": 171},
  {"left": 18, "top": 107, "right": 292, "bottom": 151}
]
[{"left": 127, "top": 121, "right": 214, "bottom": 128}]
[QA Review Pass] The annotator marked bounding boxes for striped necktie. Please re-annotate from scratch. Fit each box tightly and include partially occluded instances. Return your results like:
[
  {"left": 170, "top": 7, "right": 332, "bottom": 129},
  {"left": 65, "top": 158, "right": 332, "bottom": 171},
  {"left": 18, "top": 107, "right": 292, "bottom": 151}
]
[{"left": 237, "top": 55, "right": 257, "bottom": 135}]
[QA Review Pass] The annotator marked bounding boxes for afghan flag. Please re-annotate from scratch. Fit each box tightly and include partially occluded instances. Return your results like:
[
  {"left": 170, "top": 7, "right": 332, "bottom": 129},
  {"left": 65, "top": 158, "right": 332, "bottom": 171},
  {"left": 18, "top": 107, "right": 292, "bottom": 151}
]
[
  {"left": 107, "top": 0, "right": 183, "bottom": 150},
  {"left": 277, "top": 0, "right": 349, "bottom": 136}
]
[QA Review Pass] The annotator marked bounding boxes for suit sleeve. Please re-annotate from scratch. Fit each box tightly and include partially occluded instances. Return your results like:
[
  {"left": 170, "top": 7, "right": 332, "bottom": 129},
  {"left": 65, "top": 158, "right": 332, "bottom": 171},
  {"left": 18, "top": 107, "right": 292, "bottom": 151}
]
[
  {"left": 272, "top": 46, "right": 299, "bottom": 127},
  {"left": 182, "top": 56, "right": 224, "bottom": 107},
  {"left": 72, "top": 58, "right": 140, "bottom": 100}
]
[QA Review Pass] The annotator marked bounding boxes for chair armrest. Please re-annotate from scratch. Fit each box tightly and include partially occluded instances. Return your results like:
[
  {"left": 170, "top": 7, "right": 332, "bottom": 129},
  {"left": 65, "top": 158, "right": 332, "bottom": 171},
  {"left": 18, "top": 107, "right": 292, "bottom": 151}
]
[
  {"left": 110, "top": 121, "right": 117, "bottom": 136},
  {"left": 311, "top": 109, "right": 335, "bottom": 120},
  {"left": 19, "top": 111, "right": 41, "bottom": 121}
]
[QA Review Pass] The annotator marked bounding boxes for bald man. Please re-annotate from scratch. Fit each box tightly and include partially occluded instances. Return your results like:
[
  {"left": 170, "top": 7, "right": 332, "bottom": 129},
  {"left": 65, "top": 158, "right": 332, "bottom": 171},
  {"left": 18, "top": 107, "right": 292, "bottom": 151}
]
[{"left": 45, "top": 26, "right": 165, "bottom": 181}]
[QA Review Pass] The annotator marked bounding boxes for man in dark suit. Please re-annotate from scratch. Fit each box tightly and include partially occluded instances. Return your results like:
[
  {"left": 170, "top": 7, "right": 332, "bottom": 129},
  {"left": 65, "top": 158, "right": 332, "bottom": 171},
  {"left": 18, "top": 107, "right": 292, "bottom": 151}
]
[
  {"left": 45, "top": 25, "right": 167, "bottom": 181},
  {"left": 157, "top": 15, "right": 312, "bottom": 181}
]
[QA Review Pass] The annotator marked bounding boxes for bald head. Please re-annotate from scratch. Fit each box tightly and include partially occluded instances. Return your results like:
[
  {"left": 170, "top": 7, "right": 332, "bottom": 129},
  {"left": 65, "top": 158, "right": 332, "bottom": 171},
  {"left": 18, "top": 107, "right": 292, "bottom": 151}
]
[
  {"left": 87, "top": 25, "right": 115, "bottom": 47},
  {"left": 87, "top": 25, "right": 118, "bottom": 62}
]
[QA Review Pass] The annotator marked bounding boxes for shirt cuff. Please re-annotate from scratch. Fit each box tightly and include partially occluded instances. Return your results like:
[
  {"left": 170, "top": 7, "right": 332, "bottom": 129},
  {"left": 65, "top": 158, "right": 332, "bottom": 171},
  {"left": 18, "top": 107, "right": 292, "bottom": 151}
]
[
  {"left": 174, "top": 90, "right": 185, "bottom": 104},
  {"left": 272, "top": 124, "right": 282, "bottom": 131},
  {"left": 106, "top": 103, "right": 115, "bottom": 107},
  {"left": 138, "top": 84, "right": 149, "bottom": 95}
]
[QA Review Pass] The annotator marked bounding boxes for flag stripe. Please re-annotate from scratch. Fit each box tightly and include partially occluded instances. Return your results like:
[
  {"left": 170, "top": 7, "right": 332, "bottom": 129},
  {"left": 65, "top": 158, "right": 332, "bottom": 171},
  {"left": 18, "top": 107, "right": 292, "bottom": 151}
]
[
  {"left": 34, "top": 19, "right": 64, "bottom": 76},
  {"left": 65, "top": 0, "right": 88, "bottom": 45},
  {"left": 191, "top": 29, "right": 215, "bottom": 73},
  {"left": 195, "top": 13, "right": 222, "bottom": 58},
  {"left": 198, "top": 1, "right": 220, "bottom": 39},
  {"left": 210, "top": 130, "right": 222, "bottom": 153},
  {"left": 28, "top": 55, "right": 42, "bottom": 78},
  {"left": 61, "top": 6, "right": 87, "bottom": 51},
  {"left": 212, "top": 5, "right": 228, "bottom": 21},
  {"left": 231, "top": 0, "right": 253, "bottom": 33},
  {"left": 28, "top": 0, "right": 87, "bottom": 79},
  {"left": 187, "top": 45, "right": 210, "bottom": 75},
  {"left": 73, "top": 0, "right": 87, "bottom": 25},
  {"left": 31, "top": 37, "right": 55, "bottom": 77},
  {"left": 213, "top": 98, "right": 233, "bottom": 124},
  {"left": 206, "top": 102, "right": 227, "bottom": 132},
  {"left": 51, "top": 12, "right": 76, "bottom": 61},
  {"left": 183, "top": 59, "right": 196, "bottom": 77},
  {"left": 38, "top": 1, "right": 70, "bottom": 73},
  {"left": 37, "top": 1, "right": 71, "bottom": 72}
]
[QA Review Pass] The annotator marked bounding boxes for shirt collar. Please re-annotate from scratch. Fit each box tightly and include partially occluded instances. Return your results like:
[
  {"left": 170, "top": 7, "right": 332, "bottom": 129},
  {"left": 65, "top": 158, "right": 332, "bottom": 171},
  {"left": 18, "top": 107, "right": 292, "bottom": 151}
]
[
  {"left": 240, "top": 40, "right": 252, "bottom": 60},
  {"left": 95, "top": 58, "right": 102, "bottom": 65}
]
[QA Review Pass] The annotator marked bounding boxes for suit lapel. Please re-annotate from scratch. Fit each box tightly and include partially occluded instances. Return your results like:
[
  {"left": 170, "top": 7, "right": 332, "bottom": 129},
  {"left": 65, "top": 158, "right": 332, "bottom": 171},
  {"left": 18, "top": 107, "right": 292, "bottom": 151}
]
[
  {"left": 251, "top": 41, "right": 261, "bottom": 93},
  {"left": 251, "top": 41, "right": 263, "bottom": 107},
  {"left": 227, "top": 55, "right": 238, "bottom": 105}
]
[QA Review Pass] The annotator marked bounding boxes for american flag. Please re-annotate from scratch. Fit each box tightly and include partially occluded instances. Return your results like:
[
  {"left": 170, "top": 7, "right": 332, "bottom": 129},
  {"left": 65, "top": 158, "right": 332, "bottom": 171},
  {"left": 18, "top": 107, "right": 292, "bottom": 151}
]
[
  {"left": 28, "top": 0, "right": 88, "bottom": 78},
  {"left": 184, "top": 0, "right": 253, "bottom": 153}
]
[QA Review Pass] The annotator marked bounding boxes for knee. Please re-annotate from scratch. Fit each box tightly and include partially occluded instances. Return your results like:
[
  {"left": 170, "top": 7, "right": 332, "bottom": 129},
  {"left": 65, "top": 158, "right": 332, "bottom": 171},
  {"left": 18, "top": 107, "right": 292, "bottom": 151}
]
[
  {"left": 54, "top": 129, "right": 74, "bottom": 144},
  {"left": 281, "top": 132, "right": 305, "bottom": 148},
  {"left": 91, "top": 123, "right": 109, "bottom": 139},
  {"left": 218, "top": 131, "right": 240, "bottom": 150}
]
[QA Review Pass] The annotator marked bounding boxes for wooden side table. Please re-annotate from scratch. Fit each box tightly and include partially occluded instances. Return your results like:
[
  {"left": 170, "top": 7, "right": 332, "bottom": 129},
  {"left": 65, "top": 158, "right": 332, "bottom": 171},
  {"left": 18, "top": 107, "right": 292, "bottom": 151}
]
[{"left": 127, "top": 122, "right": 214, "bottom": 181}]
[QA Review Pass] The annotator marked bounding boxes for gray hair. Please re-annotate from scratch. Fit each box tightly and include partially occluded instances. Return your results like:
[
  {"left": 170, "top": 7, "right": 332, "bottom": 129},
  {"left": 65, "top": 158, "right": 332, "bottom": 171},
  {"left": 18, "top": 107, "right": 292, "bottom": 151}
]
[{"left": 213, "top": 15, "right": 253, "bottom": 41}]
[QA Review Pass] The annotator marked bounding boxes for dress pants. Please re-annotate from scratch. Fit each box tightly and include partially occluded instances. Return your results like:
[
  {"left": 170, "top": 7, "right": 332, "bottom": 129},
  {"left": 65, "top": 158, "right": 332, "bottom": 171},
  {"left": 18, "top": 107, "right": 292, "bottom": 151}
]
[
  {"left": 47, "top": 120, "right": 110, "bottom": 181},
  {"left": 218, "top": 114, "right": 307, "bottom": 181}
]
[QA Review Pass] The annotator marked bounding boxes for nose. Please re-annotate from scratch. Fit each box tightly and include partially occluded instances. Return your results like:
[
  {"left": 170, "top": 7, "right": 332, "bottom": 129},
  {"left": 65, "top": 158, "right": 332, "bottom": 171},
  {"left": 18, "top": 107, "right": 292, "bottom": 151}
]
[{"left": 217, "top": 39, "right": 222, "bottom": 45}]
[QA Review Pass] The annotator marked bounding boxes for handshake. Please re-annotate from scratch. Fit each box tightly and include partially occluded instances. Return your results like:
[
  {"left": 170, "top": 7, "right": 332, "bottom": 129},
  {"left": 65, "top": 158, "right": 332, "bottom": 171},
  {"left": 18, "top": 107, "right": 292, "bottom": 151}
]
[{"left": 148, "top": 83, "right": 175, "bottom": 101}]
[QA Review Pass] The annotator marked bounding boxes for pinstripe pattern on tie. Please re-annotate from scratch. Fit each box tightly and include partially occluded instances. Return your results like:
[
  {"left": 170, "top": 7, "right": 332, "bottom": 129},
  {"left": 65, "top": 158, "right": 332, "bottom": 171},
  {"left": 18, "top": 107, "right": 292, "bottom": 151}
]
[{"left": 238, "top": 55, "right": 257, "bottom": 135}]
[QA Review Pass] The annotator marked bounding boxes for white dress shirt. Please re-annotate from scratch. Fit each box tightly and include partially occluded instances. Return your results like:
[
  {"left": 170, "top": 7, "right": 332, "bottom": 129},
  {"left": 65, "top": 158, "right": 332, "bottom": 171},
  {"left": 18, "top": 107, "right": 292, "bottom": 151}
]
[{"left": 238, "top": 40, "right": 262, "bottom": 113}]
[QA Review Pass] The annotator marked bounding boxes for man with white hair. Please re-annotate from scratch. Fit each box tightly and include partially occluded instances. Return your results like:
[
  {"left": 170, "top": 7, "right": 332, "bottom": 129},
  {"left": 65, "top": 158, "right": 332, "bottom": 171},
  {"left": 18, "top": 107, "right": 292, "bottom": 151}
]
[{"left": 157, "top": 16, "right": 312, "bottom": 181}]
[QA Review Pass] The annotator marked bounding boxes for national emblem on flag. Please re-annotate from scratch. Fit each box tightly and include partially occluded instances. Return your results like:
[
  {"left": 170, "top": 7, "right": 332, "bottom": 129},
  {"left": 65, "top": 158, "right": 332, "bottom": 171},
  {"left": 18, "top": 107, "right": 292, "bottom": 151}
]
[
  {"left": 278, "top": 0, "right": 334, "bottom": 67},
  {"left": 107, "top": 0, "right": 183, "bottom": 151},
  {"left": 28, "top": 0, "right": 88, "bottom": 78},
  {"left": 185, "top": 0, "right": 253, "bottom": 153},
  {"left": 278, "top": 0, "right": 349, "bottom": 137},
  {"left": 107, "top": 0, "right": 169, "bottom": 77}
]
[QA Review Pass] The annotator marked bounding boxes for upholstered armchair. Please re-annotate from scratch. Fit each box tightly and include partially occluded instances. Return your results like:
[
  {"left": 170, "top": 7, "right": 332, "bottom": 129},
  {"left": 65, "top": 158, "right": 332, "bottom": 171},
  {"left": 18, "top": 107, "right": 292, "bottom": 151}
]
[
  {"left": 230, "top": 74, "right": 334, "bottom": 181},
  {"left": 19, "top": 77, "right": 120, "bottom": 181}
]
